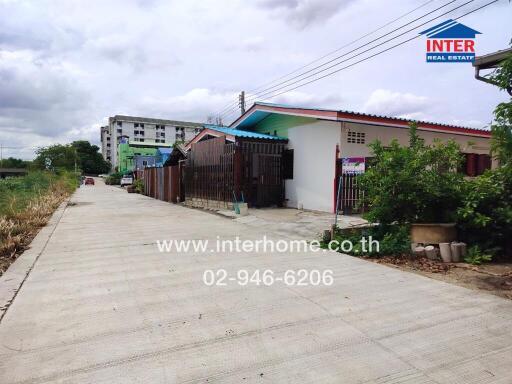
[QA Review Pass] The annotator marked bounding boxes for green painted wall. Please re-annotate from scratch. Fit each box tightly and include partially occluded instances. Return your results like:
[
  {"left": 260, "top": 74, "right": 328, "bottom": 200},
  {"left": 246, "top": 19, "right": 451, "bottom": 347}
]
[
  {"left": 252, "top": 114, "right": 315, "bottom": 138},
  {"left": 118, "top": 143, "right": 158, "bottom": 174}
]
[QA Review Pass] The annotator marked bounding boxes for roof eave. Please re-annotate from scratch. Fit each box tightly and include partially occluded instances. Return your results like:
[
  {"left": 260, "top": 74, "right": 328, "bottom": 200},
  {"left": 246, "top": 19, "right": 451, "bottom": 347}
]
[
  {"left": 473, "top": 48, "right": 512, "bottom": 69},
  {"left": 231, "top": 103, "right": 490, "bottom": 138}
]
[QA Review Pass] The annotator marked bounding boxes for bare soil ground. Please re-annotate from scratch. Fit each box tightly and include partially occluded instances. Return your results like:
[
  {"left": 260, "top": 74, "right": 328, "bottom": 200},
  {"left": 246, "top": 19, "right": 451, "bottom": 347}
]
[{"left": 369, "top": 256, "right": 512, "bottom": 300}]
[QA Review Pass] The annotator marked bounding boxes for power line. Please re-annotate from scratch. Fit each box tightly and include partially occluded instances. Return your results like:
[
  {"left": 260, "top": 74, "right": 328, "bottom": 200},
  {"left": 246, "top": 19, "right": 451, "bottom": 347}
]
[
  {"left": 217, "top": 100, "right": 243, "bottom": 117},
  {"left": 217, "top": 0, "right": 458, "bottom": 120},
  {"left": 217, "top": 0, "right": 459, "bottom": 119},
  {"left": 244, "top": 0, "right": 469, "bottom": 103},
  {"left": 220, "top": 0, "right": 500, "bottom": 122},
  {"left": 250, "top": 0, "right": 499, "bottom": 107},
  {"left": 247, "top": 0, "right": 438, "bottom": 95},
  {"left": 215, "top": 0, "right": 439, "bottom": 117}
]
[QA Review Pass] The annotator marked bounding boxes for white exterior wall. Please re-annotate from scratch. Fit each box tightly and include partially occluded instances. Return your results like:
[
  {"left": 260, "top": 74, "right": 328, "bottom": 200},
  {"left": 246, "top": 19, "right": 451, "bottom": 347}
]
[
  {"left": 340, "top": 122, "right": 491, "bottom": 157},
  {"left": 285, "top": 120, "right": 341, "bottom": 212},
  {"left": 286, "top": 119, "right": 491, "bottom": 213},
  {"left": 100, "top": 126, "right": 111, "bottom": 163}
]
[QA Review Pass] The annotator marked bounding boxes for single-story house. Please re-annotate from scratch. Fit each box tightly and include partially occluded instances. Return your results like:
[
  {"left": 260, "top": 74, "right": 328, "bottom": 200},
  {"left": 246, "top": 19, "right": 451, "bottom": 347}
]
[{"left": 229, "top": 102, "right": 493, "bottom": 213}]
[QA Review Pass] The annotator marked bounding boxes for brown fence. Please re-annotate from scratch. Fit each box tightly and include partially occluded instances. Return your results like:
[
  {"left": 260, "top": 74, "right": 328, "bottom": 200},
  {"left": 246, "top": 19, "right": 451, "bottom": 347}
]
[
  {"left": 184, "top": 137, "right": 286, "bottom": 207},
  {"left": 183, "top": 137, "right": 235, "bottom": 203},
  {"left": 142, "top": 165, "right": 182, "bottom": 203},
  {"left": 138, "top": 137, "right": 286, "bottom": 208}
]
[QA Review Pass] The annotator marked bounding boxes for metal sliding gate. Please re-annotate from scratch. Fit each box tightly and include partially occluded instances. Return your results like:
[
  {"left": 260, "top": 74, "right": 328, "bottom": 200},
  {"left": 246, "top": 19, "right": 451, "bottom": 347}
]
[
  {"left": 184, "top": 137, "right": 286, "bottom": 207},
  {"left": 335, "top": 158, "right": 365, "bottom": 214}
]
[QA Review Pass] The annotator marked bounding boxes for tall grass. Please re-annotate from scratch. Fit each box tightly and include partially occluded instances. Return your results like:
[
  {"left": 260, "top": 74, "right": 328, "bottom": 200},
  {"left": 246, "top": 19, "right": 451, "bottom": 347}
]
[{"left": 0, "top": 171, "right": 78, "bottom": 274}]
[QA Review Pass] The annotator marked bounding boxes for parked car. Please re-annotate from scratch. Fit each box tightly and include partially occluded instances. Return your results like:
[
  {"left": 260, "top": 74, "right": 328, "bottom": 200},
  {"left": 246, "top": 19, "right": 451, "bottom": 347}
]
[
  {"left": 84, "top": 177, "right": 95, "bottom": 185},
  {"left": 120, "top": 175, "right": 134, "bottom": 187}
]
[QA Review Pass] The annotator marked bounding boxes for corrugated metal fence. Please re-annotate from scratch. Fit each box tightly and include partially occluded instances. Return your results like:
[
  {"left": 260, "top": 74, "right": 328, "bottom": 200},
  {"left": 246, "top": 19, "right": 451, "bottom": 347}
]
[{"left": 142, "top": 165, "right": 182, "bottom": 203}]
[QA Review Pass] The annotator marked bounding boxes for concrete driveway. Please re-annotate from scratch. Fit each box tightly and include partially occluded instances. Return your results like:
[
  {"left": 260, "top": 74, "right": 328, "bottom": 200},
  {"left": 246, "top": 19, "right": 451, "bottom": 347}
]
[{"left": 1, "top": 181, "right": 512, "bottom": 383}]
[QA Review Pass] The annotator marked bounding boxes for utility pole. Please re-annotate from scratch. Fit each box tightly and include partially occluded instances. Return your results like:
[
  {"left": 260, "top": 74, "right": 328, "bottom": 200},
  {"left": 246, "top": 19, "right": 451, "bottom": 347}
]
[{"left": 238, "top": 91, "right": 246, "bottom": 115}]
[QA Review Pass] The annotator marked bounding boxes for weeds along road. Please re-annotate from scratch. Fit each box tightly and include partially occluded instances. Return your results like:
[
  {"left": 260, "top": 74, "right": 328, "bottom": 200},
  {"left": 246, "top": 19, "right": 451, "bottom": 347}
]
[{"left": 1, "top": 179, "right": 512, "bottom": 383}]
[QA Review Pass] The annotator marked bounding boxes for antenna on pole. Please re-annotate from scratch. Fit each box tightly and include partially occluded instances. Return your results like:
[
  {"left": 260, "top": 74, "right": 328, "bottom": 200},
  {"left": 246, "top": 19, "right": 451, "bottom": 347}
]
[{"left": 238, "top": 91, "right": 246, "bottom": 115}]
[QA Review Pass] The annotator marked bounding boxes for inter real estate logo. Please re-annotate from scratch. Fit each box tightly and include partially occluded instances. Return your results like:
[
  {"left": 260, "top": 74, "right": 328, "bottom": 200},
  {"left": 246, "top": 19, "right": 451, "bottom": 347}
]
[{"left": 419, "top": 19, "right": 481, "bottom": 63}]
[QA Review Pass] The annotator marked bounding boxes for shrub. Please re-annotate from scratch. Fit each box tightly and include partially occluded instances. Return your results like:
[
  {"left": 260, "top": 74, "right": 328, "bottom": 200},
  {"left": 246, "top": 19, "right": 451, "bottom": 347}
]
[
  {"left": 105, "top": 172, "right": 122, "bottom": 185},
  {"left": 133, "top": 178, "right": 144, "bottom": 194},
  {"left": 379, "top": 225, "right": 411, "bottom": 256},
  {"left": 1, "top": 171, "right": 77, "bottom": 272},
  {"left": 464, "top": 245, "right": 493, "bottom": 265},
  {"left": 323, "top": 224, "right": 410, "bottom": 257},
  {"left": 0, "top": 171, "right": 77, "bottom": 217},
  {"left": 457, "top": 167, "right": 512, "bottom": 258},
  {"left": 360, "top": 123, "right": 464, "bottom": 225}
]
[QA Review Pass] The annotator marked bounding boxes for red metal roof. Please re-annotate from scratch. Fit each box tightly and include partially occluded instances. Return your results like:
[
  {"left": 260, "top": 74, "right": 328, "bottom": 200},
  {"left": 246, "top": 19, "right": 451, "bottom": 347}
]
[{"left": 231, "top": 102, "right": 491, "bottom": 138}]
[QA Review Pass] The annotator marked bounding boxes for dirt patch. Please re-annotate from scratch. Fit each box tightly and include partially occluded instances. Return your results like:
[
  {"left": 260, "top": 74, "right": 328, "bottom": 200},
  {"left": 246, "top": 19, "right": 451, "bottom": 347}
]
[{"left": 368, "top": 255, "right": 512, "bottom": 300}]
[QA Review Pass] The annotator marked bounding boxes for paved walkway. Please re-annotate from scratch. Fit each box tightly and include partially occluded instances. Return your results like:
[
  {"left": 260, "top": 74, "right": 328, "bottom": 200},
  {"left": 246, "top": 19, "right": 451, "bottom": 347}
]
[
  {"left": 1, "top": 181, "right": 512, "bottom": 383},
  {"left": 218, "top": 207, "right": 367, "bottom": 241}
]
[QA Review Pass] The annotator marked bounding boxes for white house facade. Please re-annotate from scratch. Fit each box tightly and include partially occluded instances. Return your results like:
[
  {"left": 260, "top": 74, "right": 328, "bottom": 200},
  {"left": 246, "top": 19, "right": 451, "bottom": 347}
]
[{"left": 230, "top": 102, "right": 492, "bottom": 213}]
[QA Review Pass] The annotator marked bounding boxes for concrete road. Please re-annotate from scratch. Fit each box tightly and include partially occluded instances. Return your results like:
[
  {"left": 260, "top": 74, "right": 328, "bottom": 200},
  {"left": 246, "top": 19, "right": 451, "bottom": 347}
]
[{"left": 1, "top": 181, "right": 512, "bottom": 383}]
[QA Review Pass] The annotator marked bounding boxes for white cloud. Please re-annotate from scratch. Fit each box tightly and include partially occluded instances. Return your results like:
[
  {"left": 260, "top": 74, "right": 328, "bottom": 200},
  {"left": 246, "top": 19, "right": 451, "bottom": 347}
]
[
  {"left": 140, "top": 88, "right": 238, "bottom": 123},
  {"left": 0, "top": 49, "right": 92, "bottom": 138},
  {"left": 0, "top": 0, "right": 507, "bottom": 159},
  {"left": 269, "top": 90, "right": 343, "bottom": 108},
  {"left": 257, "top": 0, "right": 355, "bottom": 29},
  {"left": 240, "top": 37, "right": 266, "bottom": 52},
  {"left": 363, "top": 89, "right": 432, "bottom": 119}
]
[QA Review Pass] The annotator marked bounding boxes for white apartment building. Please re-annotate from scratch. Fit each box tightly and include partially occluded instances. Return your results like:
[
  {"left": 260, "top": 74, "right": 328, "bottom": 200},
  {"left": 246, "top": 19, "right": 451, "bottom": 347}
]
[
  {"left": 101, "top": 115, "right": 203, "bottom": 170},
  {"left": 100, "top": 125, "right": 112, "bottom": 163}
]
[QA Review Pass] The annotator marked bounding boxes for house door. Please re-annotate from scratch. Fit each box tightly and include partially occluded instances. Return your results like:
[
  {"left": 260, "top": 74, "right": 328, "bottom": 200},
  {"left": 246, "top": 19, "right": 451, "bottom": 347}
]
[{"left": 250, "top": 153, "right": 283, "bottom": 207}]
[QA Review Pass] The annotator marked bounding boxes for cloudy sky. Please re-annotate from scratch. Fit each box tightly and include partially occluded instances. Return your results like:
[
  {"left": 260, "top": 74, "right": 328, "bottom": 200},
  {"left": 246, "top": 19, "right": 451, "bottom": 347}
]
[{"left": 0, "top": 0, "right": 510, "bottom": 159}]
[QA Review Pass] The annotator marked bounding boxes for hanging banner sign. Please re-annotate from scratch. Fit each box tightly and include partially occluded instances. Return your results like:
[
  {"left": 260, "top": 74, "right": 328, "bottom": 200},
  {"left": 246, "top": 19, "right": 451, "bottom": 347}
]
[{"left": 342, "top": 157, "right": 365, "bottom": 174}]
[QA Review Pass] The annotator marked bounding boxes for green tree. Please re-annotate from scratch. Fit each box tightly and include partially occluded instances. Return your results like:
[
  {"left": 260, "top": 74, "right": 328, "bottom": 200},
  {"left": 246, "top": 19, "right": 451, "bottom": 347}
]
[
  {"left": 0, "top": 157, "right": 30, "bottom": 168},
  {"left": 34, "top": 141, "right": 110, "bottom": 174},
  {"left": 489, "top": 44, "right": 512, "bottom": 165},
  {"left": 71, "top": 141, "right": 110, "bottom": 174},
  {"left": 360, "top": 123, "right": 464, "bottom": 225},
  {"left": 34, "top": 144, "right": 76, "bottom": 171},
  {"left": 456, "top": 46, "right": 512, "bottom": 259}
]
